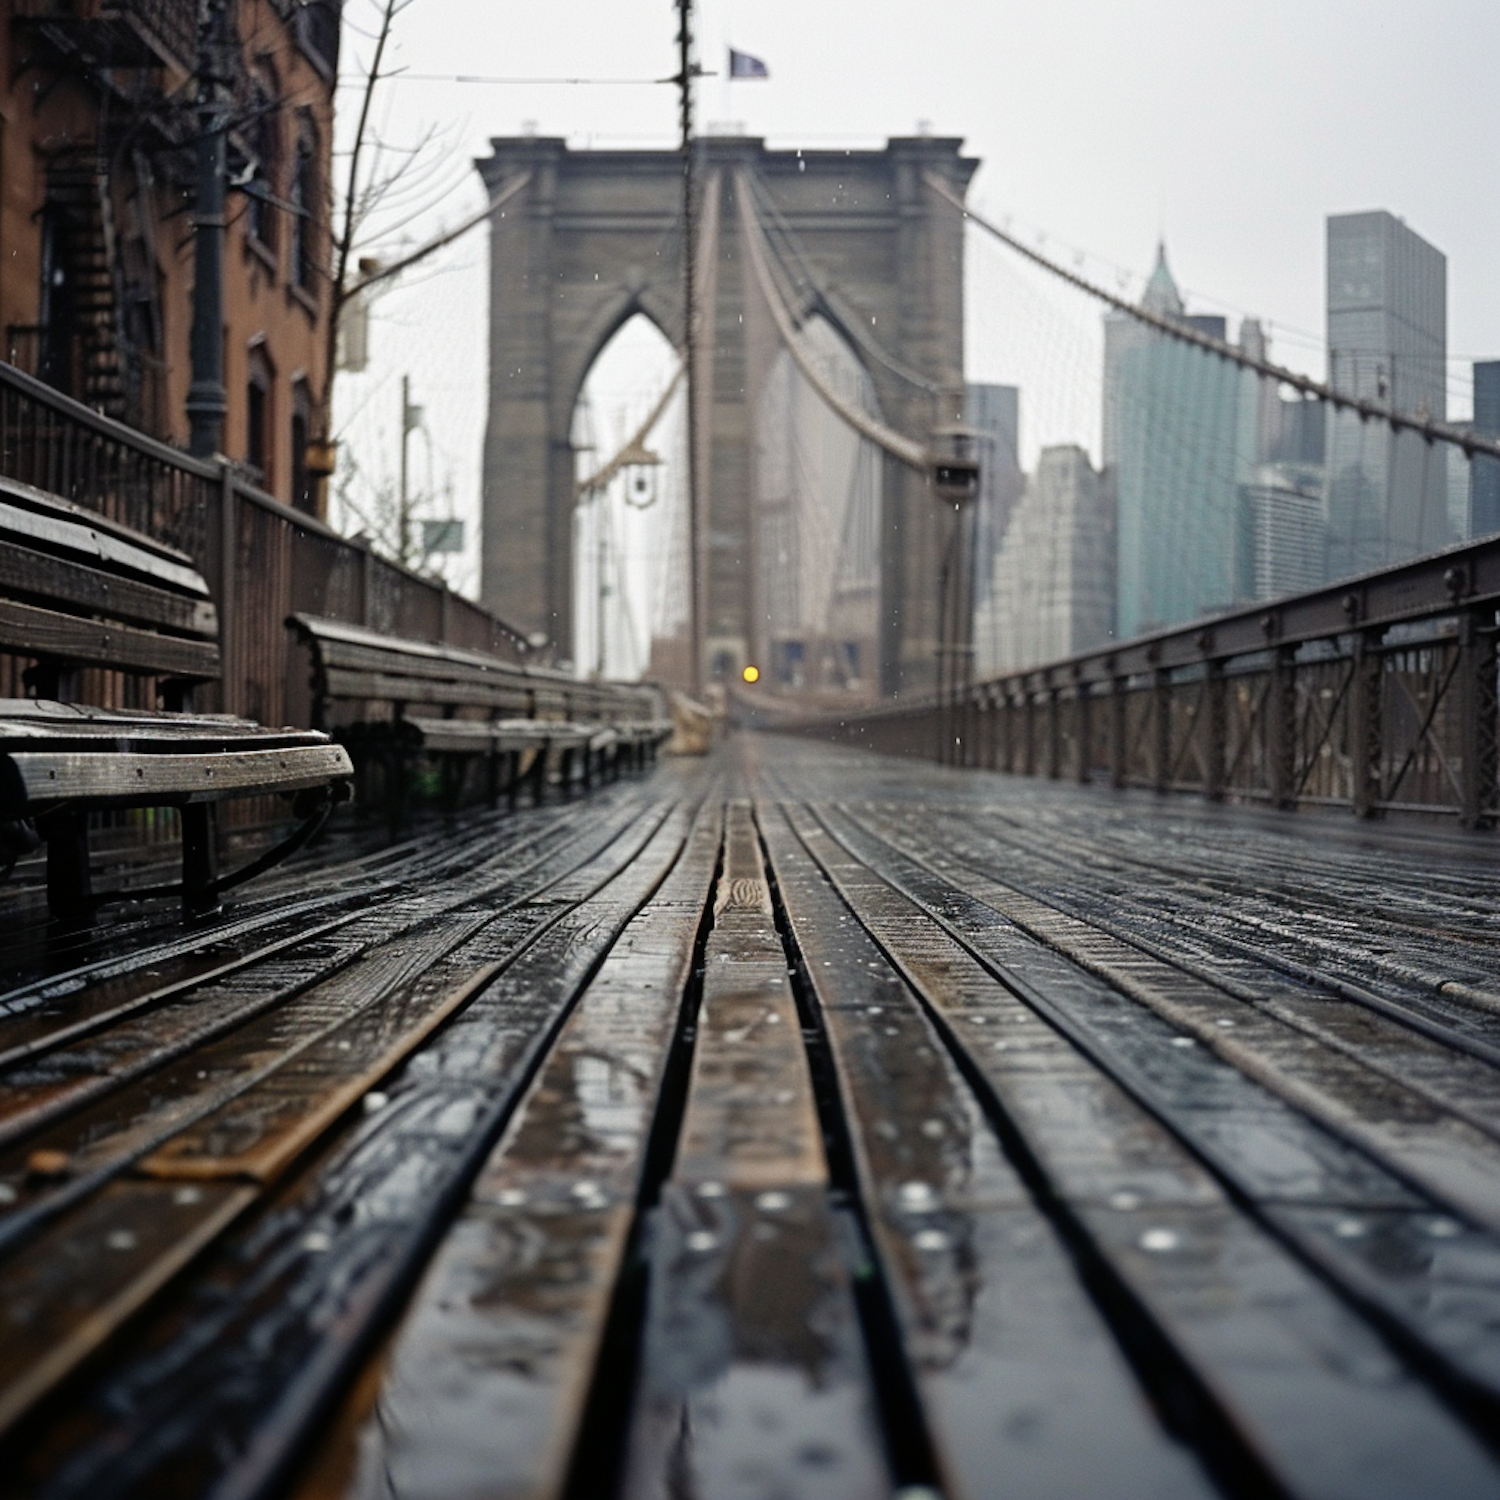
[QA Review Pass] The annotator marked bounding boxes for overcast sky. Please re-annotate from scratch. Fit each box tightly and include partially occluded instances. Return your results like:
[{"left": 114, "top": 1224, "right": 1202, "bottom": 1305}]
[{"left": 333, "top": 0, "right": 1500, "bottom": 591}]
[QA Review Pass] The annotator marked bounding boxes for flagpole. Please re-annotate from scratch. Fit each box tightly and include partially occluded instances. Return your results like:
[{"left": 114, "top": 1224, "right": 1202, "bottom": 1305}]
[{"left": 675, "top": 0, "right": 702, "bottom": 695}]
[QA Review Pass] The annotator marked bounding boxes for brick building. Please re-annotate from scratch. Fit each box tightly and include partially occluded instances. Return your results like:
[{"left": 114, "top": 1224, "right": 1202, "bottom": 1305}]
[{"left": 0, "top": 0, "right": 339, "bottom": 513}]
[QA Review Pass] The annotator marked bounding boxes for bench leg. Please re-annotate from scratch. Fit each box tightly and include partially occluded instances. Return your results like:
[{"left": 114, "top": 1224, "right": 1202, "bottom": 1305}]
[
  {"left": 181, "top": 804, "right": 220, "bottom": 915},
  {"left": 38, "top": 807, "right": 91, "bottom": 923},
  {"left": 386, "top": 747, "right": 410, "bottom": 839}
]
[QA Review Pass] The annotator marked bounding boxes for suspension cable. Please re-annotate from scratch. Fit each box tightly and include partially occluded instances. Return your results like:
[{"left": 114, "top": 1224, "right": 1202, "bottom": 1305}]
[
  {"left": 740, "top": 170, "right": 943, "bottom": 396},
  {"left": 924, "top": 172, "right": 1500, "bottom": 462},
  {"left": 737, "top": 170, "right": 929, "bottom": 470}
]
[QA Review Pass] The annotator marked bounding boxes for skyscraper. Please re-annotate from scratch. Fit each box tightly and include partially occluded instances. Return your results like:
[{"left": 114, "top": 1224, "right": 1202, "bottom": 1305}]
[
  {"left": 1472, "top": 361, "right": 1500, "bottom": 539},
  {"left": 965, "top": 383, "right": 1024, "bottom": 614},
  {"left": 1105, "top": 244, "right": 1259, "bottom": 638},
  {"left": 1324, "top": 211, "right": 1450, "bottom": 578},
  {"left": 977, "top": 445, "right": 1113, "bottom": 673}
]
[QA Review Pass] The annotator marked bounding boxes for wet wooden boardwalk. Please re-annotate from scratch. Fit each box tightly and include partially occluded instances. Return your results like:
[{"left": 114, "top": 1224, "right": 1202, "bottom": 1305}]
[{"left": 4, "top": 734, "right": 1500, "bottom": 1499}]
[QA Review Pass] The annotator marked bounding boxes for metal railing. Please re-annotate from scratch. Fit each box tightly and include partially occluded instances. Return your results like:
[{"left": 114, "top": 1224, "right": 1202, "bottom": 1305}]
[
  {"left": 783, "top": 538, "right": 1500, "bottom": 828},
  {"left": 0, "top": 359, "right": 532, "bottom": 734}
]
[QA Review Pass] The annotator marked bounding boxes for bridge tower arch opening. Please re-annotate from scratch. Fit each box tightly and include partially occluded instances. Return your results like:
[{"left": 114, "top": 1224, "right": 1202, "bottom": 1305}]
[
  {"left": 478, "top": 135, "right": 977, "bottom": 696},
  {"left": 756, "top": 313, "right": 884, "bottom": 696},
  {"left": 571, "top": 312, "right": 685, "bottom": 681}
]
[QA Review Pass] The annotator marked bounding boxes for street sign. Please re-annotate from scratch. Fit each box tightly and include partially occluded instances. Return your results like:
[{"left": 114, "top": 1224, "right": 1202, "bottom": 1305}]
[{"left": 422, "top": 518, "right": 464, "bottom": 555}]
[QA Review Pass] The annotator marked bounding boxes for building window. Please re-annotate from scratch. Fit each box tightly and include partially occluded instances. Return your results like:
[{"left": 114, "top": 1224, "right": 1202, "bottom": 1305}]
[
  {"left": 296, "top": 0, "right": 341, "bottom": 77},
  {"left": 247, "top": 344, "right": 274, "bottom": 486},
  {"left": 36, "top": 207, "right": 78, "bottom": 397},
  {"left": 288, "top": 130, "right": 317, "bottom": 293},
  {"left": 291, "top": 378, "right": 313, "bottom": 514},
  {"left": 244, "top": 77, "right": 281, "bottom": 255}
]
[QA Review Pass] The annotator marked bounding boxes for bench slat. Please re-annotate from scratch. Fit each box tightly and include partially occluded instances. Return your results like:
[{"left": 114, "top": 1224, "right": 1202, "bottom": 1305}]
[
  {"left": 402, "top": 717, "right": 554, "bottom": 754},
  {"left": 0, "top": 491, "right": 207, "bottom": 597},
  {"left": 0, "top": 599, "right": 220, "bottom": 679},
  {"left": 0, "top": 537, "right": 217, "bottom": 638},
  {"left": 311, "top": 635, "right": 532, "bottom": 688},
  {"left": 322, "top": 666, "right": 530, "bottom": 711},
  {"left": 0, "top": 722, "right": 330, "bottom": 751},
  {"left": 0, "top": 700, "right": 248, "bottom": 729},
  {"left": 1, "top": 742, "right": 352, "bottom": 812}
]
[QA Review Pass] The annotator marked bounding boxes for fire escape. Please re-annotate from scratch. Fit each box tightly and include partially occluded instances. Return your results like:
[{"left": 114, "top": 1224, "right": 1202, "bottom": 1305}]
[{"left": 7, "top": 0, "right": 196, "bottom": 431}]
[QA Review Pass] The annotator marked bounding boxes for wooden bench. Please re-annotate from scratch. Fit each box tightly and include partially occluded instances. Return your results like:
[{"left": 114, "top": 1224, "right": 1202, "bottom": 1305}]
[
  {"left": 0, "top": 477, "right": 352, "bottom": 919},
  {"left": 288, "top": 615, "right": 670, "bottom": 820}
]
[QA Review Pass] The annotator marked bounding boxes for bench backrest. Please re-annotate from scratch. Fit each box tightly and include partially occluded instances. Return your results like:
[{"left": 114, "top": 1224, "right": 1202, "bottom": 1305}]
[
  {"left": 0, "top": 475, "right": 219, "bottom": 698},
  {"left": 289, "top": 614, "right": 666, "bottom": 727}
]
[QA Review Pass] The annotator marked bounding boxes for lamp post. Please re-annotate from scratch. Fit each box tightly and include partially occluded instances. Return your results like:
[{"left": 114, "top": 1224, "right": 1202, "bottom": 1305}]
[
  {"left": 930, "top": 425, "right": 981, "bottom": 765},
  {"left": 187, "top": 0, "right": 231, "bottom": 457},
  {"left": 398, "top": 375, "right": 424, "bottom": 566}
]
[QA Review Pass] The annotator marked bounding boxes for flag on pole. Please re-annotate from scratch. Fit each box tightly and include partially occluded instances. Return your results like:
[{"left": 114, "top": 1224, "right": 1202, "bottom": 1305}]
[{"left": 728, "top": 48, "right": 769, "bottom": 79}]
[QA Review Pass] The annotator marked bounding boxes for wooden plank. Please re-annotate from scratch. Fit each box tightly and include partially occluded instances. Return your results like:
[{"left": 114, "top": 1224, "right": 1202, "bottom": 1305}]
[
  {"left": 758, "top": 802, "right": 1214, "bottom": 1500},
  {"left": 317, "top": 639, "right": 530, "bottom": 687},
  {"left": 291, "top": 613, "right": 526, "bottom": 673},
  {"left": 800, "top": 802, "right": 1500, "bottom": 1499},
  {"left": 298, "top": 802, "right": 724, "bottom": 1500},
  {"left": 0, "top": 492, "right": 207, "bottom": 595},
  {"left": 0, "top": 799, "right": 699, "bottom": 1495},
  {"left": 3, "top": 742, "right": 351, "bottom": 812},
  {"left": 0, "top": 699, "right": 247, "bottom": 728},
  {"left": 0, "top": 720, "right": 330, "bottom": 750},
  {"left": 404, "top": 717, "right": 554, "bottom": 755},
  {"left": 0, "top": 800, "right": 681, "bottom": 1442},
  {"left": 0, "top": 794, "right": 656, "bottom": 1152},
  {"left": 0, "top": 597, "right": 220, "bottom": 678},
  {"left": 0, "top": 801, "right": 601, "bottom": 1072},
  {"left": 845, "top": 801, "right": 1500, "bottom": 1422},
  {"left": 870, "top": 802, "right": 1500, "bottom": 1235},
  {"left": 0, "top": 1180, "right": 258, "bottom": 1436},
  {"left": 622, "top": 802, "right": 890, "bottom": 1499},
  {"left": 138, "top": 962, "right": 509, "bottom": 1182},
  {"left": 318, "top": 645, "right": 531, "bottom": 695},
  {"left": 920, "top": 805, "right": 1500, "bottom": 1124},
  {"left": 322, "top": 666, "right": 530, "bottom": 711},
  {"left": 0, "top": 537, "right": 218, "bottom": 637}
]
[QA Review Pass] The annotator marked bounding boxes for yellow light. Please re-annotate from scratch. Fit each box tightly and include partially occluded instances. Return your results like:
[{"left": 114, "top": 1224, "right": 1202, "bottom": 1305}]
[{"left": 742, "top": 664, "right": 760, "bottom": 684}]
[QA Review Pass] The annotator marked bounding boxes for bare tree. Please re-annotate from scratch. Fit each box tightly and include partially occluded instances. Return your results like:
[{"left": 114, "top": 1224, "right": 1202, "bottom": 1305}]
[{"left": 314, "top": 0, "right": 463, "bottom": 510}]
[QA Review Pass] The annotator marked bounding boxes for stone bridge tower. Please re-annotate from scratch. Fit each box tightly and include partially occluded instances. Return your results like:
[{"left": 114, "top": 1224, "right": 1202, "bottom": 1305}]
[{"left": 476, "top": 135, "right": 977, "bottom": 695}]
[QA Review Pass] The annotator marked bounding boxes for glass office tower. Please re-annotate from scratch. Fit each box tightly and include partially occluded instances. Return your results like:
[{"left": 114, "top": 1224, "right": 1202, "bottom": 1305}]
[
  {"left": 1106, "top": 245, "right": 1258, "bottom": 638},
  {"left": 1324, "top": 211, "right": 1450, "bottom": 579}
]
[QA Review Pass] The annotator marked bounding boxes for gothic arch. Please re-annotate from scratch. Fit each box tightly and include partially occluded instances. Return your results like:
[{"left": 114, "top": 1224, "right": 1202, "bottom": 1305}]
[{"left": 477, "top": 135, "right": 976, "bottom": 693}]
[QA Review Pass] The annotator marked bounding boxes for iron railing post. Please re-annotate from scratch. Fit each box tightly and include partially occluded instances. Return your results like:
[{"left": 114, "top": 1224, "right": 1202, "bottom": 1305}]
[
  {"left": 1048, "top": 681, "right": 1062, "bottom": 779},
  {"left": 1110, "top": 673, "right": 1127, "bottom": 789},
  {"left": 1349, "top": 630, "right": 1382, "bottom": 818},
  {"left": 218, "top": 464, "right": 237, "bottom": 717},
  {"left": 1076, "top": 678, "right": 1092, "bottom": 783},
  {"left": 1204, "top": 658, "right": 1226, "bottom": 801},
  {"left": 1267, "top": 645, "right": 1297, "bottom": 808},
  {"left": 1152, "top": 666, "right": 1172, "bottom": 794},
  {"left": 1458, "top": 611, "right": 1498, "bottom": 829}
]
